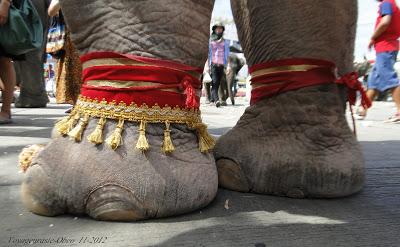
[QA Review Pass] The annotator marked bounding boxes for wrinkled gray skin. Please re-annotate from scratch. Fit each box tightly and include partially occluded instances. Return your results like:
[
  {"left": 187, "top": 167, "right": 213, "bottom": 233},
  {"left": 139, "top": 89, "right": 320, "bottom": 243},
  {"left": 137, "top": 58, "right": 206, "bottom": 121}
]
[
  {"left": 21, "top": 0, "right": 218, "bottom": 221},
  {"left": 14, "top": 0, "right": 49, "bottom": 108},
  {"left": 215, "top": 0, "right": 363, "bottom": 198},
  {"left": 21, "top": 0, "right": 364, "bottom": 222}
]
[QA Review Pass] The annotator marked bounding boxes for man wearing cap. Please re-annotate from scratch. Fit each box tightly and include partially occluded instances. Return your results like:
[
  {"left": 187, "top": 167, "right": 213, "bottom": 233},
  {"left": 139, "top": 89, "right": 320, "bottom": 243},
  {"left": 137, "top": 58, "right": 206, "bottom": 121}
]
[{"left": 208, "top": 23, "right": 230, "bottom": 107}]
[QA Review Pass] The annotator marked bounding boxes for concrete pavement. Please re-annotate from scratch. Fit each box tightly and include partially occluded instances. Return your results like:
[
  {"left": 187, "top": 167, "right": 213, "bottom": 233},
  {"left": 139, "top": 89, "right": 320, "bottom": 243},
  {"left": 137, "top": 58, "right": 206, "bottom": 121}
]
[{"left": 0, "top": 98, "right": 399, "bottom": 247}]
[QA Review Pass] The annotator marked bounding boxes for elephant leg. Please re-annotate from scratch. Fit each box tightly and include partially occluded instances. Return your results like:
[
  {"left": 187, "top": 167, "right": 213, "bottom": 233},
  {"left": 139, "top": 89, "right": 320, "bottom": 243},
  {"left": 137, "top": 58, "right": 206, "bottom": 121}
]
[
  {"left": 14, "top": 52, "right": 49, "bottom": 108},
  {"left": 223, "top": 74, "right": 229, "bottom": 103},
  {"left": 218, "top": 74, "right": 228, "bottom": 105},
  {"left": 21, "top": 0, "right": 218, "bottom": 221},
  {"left": 226, "top": 70, "right": 235, "bottom": 105},
  {"left": 215, "top": 0, "right": 364, "bottom": 198},
  {"left": 204, "top": 81, "right": 212, "bottom": 103},
  {"left": 14, "top": 0, "right": 49, "bottom": 108},
  {"left": 233, "top": 78, "right": 238, "bottom": 97}
]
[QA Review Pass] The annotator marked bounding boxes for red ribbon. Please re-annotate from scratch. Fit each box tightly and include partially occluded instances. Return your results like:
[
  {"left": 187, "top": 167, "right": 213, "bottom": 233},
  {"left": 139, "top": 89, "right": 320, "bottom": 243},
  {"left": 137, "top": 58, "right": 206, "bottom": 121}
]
[
  {"left": 79, "top": 52, "right": 202, "bottom": 109},
  {"left": 249, "top": 58, "right": 336, "bottom": 105},
  {"left": 249, "top": 58, "right": 372, "bottom": 110},
  {"left": 180, "top": 76, "right": 200, "bottom": 108},
  {"left": 335, "top": 72, "right": 372, "bottom": 109}
]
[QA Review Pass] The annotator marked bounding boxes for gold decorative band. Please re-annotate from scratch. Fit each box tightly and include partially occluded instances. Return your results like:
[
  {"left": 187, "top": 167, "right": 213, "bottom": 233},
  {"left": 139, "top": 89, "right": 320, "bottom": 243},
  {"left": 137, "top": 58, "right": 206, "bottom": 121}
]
[
  {"left": 251, "top": 81, "right": 292, "bottom": 89},
  {"left": 55, "top": 96, "right": 215, "bottom": 153},
  {"left": 82, "top": 58, "right": 147, "bottom": 70},
  {"left": 74, "top": 96, "right": 202, "bottom": 124},
  {"left": 250, "top": 64, "right": 321, "bottom": 78},
  {"left": 85, "top": 80, "right": 180, "bottom": 93}
]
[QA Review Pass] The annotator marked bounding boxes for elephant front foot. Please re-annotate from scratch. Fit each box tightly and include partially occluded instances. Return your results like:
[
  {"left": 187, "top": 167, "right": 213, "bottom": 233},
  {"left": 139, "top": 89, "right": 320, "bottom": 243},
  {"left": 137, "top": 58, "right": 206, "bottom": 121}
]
[
  {"left": 214, "top": 85, "right": 365, "bottom": 198},
  {"left": 20, "top": 119, "right": 218, "bottom": 221}
]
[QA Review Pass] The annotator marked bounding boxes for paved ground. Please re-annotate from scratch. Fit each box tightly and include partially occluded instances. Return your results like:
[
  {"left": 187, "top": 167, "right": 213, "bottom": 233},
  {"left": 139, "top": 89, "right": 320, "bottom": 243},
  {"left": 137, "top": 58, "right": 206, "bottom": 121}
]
[{"left": 0, "top": 98, "right": 399, "bottom": 247}]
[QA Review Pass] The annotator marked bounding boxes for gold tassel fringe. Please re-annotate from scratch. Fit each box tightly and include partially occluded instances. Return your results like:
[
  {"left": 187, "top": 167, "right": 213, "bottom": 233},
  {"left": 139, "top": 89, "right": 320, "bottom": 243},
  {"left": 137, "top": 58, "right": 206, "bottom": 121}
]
[
  {"left": 196, "top": 123, "right": 216, "bottom": 153},
  {"left": 87, "top": 118, "right": 106, "bottom": 144},
  {"left": 136, "top": 120, "right": 150, "bottom": 152},
  {"left": 162, "top": 121, "right": 175, "bottom": 153},
  {"left": 57, "top": 105, "right": 214, "bottom": 154},
  {"left": 56, "top": 112, "right": 80, "bottom": 135},
  {"left": 105, "top": 119, "right": 124, "bottom": 150},
  {"left": 55, "top": 116, "right": 69, "bottom": 130},
  {"left": 68, "top": 114, "right": 90, "bottom": 142}
]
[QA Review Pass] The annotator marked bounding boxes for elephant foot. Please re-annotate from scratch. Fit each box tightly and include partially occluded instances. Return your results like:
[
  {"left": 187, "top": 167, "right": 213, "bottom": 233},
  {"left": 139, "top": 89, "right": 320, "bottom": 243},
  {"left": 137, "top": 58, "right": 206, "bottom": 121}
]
[
  {"left": 21, "top": 120, "right": 218, "bottom": 221},
  {"left": 214, "top": 84, "right": 365, "bottom": 198},
  {"left": 15, "top": 94, "right": 49, "bottom": 108}
]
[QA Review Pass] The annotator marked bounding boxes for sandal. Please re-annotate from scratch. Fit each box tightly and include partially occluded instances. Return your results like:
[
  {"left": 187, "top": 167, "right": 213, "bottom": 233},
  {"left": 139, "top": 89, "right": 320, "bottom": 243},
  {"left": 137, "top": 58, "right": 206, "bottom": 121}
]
[{"left": 384, "top": 112, "right": 400, "bottom": 123}]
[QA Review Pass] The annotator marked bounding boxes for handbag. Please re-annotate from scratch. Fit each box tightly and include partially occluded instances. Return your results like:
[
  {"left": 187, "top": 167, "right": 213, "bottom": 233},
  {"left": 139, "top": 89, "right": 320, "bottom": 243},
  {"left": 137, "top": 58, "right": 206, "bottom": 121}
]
[
  {"left": 0, "top": 0, "right": 43, "bottom": 56},
  {"left": 46, "top": 12, "right": 65, "bottom": 56}
]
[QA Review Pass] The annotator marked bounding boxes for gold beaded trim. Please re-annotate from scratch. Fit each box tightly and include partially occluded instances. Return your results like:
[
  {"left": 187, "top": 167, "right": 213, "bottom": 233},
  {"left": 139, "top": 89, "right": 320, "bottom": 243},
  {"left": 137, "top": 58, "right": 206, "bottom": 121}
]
[
  {"left": 55, "top": 96, "right": 215, "bottom": 153},
  {"left": 74, "top": 96, "right": 202, "bottom": 124}
]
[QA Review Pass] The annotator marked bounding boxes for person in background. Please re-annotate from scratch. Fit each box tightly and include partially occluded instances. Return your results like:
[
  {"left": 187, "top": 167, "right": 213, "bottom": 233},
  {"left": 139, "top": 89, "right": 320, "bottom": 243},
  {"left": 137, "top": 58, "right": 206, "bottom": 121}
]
[
  {"left": 0, "top": 0, "right": 22, "bottom": 123},
  {"left": 48, "top": 0, "right": 82, "bottom": 112},
  {"left": 208, "top": 23, "right": 230, "bottom": 108},
  {"left": 357, "top": 0, "right": 400, "bottom": 122},
  {"left": 44, "top": 63, "right": 56, "bottom": 97},
  {"left": 48, "top": 64, "right": 55, "bottom": 79}
]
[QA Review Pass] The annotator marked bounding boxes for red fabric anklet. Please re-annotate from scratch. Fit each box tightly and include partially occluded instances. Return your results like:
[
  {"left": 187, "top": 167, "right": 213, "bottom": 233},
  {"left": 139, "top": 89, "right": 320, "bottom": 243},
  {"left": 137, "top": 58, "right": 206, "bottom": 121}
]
[
  {"left": 249, "top": 58, "right": 372, "bottom": 109},
  {"left": 79, "top": 52, "right": 203, "bottom": 109}
]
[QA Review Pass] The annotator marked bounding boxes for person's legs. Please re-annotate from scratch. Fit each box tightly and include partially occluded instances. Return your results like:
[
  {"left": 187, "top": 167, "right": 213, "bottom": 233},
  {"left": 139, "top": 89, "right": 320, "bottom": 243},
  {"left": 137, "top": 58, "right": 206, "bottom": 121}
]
[
  {"left": 367, "top": 88, "right": 378, "bottom": 100},
  {"left": 377, "top": 51, "right": 400, "bottom": 121},
  {"left": 357, "top": 53, "right": 386, "bottom": 118},
  {"left": 211, "top": 64, "right": 223, "bottom": 104},
  {"left": 388, "top": 51, "right": 400, "bottom": 114},
  {"left": 383, "top": 85, "right": 400, "bottom": 122},
  {"left": 218, "top": 72, "right": 228, "bottom": 106},
  {"left": 210, "top": 65, "right": 217, "bottom": 103},
  {"left": 0, "top": 57, "right": 16, "bottom": 122},
  {"left": 215, "top": 66, "right": 225, "bottom": 107},
  {"left": 357, "top": 88, "right": 378, "bottom": 118},
  {"left": 392, "top": 86, "right": 400, "bottom": 113}
]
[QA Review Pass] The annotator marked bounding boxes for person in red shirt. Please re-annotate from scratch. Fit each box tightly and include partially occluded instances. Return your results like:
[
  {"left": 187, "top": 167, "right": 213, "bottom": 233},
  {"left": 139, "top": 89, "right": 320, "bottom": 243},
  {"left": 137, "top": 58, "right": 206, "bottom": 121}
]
[{"left": 358, "top": 0, "right": 400, "bottom": 122}]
